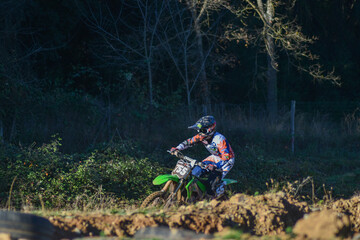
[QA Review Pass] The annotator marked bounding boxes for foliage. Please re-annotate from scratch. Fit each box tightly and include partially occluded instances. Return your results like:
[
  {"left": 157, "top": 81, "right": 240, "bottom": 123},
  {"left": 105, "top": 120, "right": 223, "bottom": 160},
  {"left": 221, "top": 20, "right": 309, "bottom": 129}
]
[
  {"left": 0, "top": 137, "right": 166, "bottom": 209},
  {"left": 1, "top": 106, "right": 360, "bottom": 209}
]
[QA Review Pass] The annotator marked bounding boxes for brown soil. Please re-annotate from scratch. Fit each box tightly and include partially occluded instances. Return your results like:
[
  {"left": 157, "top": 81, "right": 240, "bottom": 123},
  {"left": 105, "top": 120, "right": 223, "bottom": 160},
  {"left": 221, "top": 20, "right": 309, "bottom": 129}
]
[{"left": 48, "top": 192, "right": 359, "bottom": 240}]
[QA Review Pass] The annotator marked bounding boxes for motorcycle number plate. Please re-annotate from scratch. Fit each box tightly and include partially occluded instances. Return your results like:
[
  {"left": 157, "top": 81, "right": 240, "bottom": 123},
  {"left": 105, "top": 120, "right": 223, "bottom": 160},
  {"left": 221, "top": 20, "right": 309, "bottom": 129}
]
[{"left": 172, "top": 162, "right": 189, "bottom": 178}]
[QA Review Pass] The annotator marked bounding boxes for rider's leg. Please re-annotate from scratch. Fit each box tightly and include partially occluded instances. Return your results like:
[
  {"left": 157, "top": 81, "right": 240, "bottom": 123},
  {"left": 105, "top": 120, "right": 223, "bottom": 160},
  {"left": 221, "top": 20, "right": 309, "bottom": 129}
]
[
  {"left": 215, "top": 158, "right": 235, "bottom": 197},
  {"left": 220, "top": 158, "right": 235, "bottom": 178},
  {"left": 194, "top": 153, "right": 221, "bottom": 178},
  {"left": 207, "top": 170, "right": 222, "bottom": 195},
  {"left": 201, "top": 155, "right": 222, "bottom": 195},
  {"left": 201, "top": 156, "right": 236, "bottom": 196},
  {"left": 202, "top": 155, "right": 218, "bottom": 195},
  {"left": 201, "top": 155, "right": 218, "bottom": 166}
]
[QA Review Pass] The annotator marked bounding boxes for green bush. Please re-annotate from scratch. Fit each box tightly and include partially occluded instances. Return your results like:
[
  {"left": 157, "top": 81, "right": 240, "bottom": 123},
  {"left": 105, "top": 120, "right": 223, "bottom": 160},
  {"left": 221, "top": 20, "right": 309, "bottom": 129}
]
[{"left": 1, "top": 136, "right": 166, "bottom": 209}]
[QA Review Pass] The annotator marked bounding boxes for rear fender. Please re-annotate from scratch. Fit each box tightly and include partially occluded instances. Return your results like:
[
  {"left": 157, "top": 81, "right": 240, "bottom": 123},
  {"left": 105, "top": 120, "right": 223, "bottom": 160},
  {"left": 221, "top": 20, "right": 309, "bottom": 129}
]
[
  {"left": 223, "top": 178, "right": 238, "bottom": 185},
  {"left": 153, "top": 174, "right": 179, "bottom": 185}
]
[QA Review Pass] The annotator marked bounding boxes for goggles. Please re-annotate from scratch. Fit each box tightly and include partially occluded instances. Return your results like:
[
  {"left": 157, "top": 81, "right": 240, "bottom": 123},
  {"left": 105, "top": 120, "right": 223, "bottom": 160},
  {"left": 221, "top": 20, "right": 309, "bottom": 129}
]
[{"left": 197, "top": 128, "right": 207, "bottom": 134}]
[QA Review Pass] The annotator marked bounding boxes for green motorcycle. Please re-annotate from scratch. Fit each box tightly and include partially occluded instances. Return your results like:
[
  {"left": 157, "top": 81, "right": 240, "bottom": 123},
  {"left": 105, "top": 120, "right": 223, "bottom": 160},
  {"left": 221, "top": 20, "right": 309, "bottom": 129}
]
[{"left": 140, "top": 151, "right": 237, "bottom": 209}]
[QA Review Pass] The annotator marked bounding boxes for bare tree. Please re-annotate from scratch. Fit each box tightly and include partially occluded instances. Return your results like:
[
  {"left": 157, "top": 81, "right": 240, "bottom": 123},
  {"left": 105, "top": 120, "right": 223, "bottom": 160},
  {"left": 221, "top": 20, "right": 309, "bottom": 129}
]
[
  {"left": 181, "top": 0, "right": 227, "bottom": 114},
  {"left": 253, "top": 0, "right": 278, "bottom": 118},
  {"left": 156, "top": 1, "right": 218, "bottom": 112},
  {"left": 225, "top": 0, "right": 341, "bottom": 118},
  {"left": 185, "top": 0, "right": 210, "bottom": 111},
  {"left": 82, "top": 0, "right": 226, "bottom": 115},
  {"left": 157, "top": 1, "right": 194, "bottom": 107},
  {"left": 77, "top": 0, "right": 166, "bottom": 107}
]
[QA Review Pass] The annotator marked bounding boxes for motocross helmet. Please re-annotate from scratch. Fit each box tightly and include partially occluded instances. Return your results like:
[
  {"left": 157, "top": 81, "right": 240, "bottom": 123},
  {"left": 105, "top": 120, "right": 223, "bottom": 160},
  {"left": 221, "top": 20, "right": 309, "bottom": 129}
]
[{"left": 188, "top": 115, "right": 216, "bottom": 137}]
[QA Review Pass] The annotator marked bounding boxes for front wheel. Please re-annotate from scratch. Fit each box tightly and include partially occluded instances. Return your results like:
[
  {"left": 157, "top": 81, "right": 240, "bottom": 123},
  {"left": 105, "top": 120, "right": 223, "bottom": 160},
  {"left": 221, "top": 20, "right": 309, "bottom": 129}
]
[{"left": 140, "top": 191, "right": 166, "bottom": 208}]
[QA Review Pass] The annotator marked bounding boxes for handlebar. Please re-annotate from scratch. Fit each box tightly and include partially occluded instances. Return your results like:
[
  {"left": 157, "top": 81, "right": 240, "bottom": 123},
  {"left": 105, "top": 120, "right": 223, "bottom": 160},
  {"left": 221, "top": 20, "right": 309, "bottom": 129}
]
[
  {"left": 167, "top": 150, "right": 223, "bottom": 172},
  {"left": 167, "top": 150, "right": 198, "bottom": 167}
]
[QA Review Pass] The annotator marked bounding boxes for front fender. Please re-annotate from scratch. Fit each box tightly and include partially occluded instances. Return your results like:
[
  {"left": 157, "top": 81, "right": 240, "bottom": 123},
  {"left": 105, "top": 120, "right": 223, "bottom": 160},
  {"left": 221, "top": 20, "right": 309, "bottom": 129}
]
[{"left": 153, "top": 174, "right": 179, "bottom": 185}]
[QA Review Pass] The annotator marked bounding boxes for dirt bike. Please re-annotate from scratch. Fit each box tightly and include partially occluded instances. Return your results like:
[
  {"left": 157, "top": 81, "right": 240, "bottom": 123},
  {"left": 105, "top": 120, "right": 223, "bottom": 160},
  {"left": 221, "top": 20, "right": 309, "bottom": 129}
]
[{"left": 140, "top": 151, "right": 237, "bottom": 209}]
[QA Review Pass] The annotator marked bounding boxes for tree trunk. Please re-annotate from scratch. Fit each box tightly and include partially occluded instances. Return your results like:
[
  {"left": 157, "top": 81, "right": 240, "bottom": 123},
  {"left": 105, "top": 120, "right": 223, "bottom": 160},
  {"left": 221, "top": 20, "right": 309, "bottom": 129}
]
[
  {"left": 186, "top": 0, "right": 211, "bottom": 115},
  {"left": 264, "top": 0, "right": 277, "bottom": 118},
  {"left": 146, "top": 58, "right": 153, "bottom": 106},
  {"left": 194, "top": 26, "right": 210, "bottom": 114},
  {"left": 266, "top": 52, "right": 278, "bottom": 119}
]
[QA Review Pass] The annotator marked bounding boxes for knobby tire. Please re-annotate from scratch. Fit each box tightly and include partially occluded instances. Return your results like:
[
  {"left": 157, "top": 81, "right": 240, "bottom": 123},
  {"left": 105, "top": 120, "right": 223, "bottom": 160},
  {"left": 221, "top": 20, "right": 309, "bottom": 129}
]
[{"left": 140, "top": 191, "right": 166, "bottom": 208}]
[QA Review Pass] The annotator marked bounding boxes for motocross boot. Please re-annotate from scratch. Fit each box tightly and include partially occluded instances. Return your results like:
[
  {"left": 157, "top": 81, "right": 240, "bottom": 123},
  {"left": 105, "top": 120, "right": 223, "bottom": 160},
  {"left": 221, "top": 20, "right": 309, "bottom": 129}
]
[{"left": 215, "top": 181, "right": 226, "bottom": 198}]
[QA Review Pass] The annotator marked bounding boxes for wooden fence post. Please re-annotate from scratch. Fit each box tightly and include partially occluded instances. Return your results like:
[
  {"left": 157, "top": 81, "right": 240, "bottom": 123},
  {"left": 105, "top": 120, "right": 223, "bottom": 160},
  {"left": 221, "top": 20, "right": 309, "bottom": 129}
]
[{"left": 291, "top": 100, "right": 296, "bottom": 153}]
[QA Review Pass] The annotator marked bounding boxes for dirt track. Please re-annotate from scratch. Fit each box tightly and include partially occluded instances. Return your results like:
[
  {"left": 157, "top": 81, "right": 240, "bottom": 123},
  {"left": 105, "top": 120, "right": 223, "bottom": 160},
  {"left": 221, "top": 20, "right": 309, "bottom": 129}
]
[{"left": 48, "top": 192, "right": 360, "bottom": 239}]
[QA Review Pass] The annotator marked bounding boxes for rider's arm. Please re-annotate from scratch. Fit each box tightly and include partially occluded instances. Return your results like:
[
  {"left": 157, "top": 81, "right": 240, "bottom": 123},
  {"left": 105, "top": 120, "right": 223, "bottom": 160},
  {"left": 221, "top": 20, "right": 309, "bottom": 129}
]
[{"left": 175, "top": 134, "right": 204, "bottom": 151}]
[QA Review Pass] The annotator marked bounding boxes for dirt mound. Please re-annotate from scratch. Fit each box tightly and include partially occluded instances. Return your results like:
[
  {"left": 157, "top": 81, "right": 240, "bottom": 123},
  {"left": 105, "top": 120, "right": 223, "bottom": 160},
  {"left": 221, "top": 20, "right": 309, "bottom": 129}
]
[
  {"left": 327, "top": 195, "right": 360, "bottom": 232},
  {"left": 50, "top": 213, "right": 158, "bottom": 239},
  {"left": 293, "top": 209, "right": 351, "bottom": 240},
  {"left": 49, "top": 192, "right": 310, "bottom": 239},
  {"left": 161, "top": 192, "right": 309, "bottom": 235},
  {"left": 47, "top": 192, "right": 360, "bottom": 239}
]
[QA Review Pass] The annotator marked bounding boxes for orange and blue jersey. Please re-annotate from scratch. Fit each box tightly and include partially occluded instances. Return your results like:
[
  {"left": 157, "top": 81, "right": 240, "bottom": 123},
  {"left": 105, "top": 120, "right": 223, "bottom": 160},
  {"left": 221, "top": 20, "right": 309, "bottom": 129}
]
[
  {"left": 176, "top": 132, "right": 235, "bottom": 178},
  {"left": 176, "top": 132, "right": 235, "bottom": 161}
]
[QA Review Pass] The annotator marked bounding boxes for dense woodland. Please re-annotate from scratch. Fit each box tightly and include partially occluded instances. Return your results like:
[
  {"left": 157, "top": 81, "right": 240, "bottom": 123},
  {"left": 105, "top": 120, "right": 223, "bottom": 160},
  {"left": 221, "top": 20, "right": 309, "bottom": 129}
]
[
  {"left": 0, "top": 0, "right": 358, "bottom": 148},
  {"left": 1, "top": 0, "right": 360, "bottom": 208}
]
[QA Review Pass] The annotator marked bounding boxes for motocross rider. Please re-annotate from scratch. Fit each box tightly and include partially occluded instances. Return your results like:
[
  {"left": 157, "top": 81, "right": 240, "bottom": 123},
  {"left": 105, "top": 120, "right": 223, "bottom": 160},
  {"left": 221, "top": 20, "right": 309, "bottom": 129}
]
[{"left": 170, "top": 115, "right": 235, "bottom": 197}]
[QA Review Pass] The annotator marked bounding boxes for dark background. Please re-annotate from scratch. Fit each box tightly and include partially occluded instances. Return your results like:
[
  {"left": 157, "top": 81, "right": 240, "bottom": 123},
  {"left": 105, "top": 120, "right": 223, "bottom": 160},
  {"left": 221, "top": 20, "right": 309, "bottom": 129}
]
[{"left": 0, "top": 0, "right": 359, "bottom": 152}]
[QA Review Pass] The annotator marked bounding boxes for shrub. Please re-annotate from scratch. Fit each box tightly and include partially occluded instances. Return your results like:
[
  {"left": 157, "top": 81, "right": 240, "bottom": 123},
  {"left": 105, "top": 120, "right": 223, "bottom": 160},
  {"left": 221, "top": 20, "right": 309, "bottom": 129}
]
[{"left": 1, "top": 136, "right": 166, "bottom": 209}]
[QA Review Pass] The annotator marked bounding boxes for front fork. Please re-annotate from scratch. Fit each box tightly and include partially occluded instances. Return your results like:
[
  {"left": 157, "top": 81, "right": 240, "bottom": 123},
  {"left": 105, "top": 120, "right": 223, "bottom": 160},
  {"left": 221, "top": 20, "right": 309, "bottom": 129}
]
[
  {"left": 163, "top": 169, "right": 195, "bottom": 208},
  {"left": 163, "top": 179, "right": 184, "bottom": 208},
  {"left": 162, "top": 180, "right": 183, "bottom": 201},
  {"left": 161, "top": 180, "right": 172, "bottom": 192}
]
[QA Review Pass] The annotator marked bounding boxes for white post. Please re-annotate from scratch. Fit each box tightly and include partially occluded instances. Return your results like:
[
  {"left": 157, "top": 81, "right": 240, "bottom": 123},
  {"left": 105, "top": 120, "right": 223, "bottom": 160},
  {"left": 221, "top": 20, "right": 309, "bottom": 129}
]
[{"left": 291, "top": 100, "right": 296, "bottom": 153}]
